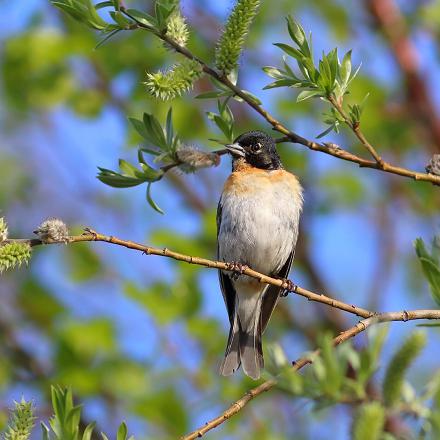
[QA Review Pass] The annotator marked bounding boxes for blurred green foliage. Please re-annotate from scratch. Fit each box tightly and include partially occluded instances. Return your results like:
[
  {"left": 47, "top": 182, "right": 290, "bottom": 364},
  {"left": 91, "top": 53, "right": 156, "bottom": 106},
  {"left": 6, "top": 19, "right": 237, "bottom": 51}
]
[{"left": 1, "top": 1, "right": 440, "bottom": 439}]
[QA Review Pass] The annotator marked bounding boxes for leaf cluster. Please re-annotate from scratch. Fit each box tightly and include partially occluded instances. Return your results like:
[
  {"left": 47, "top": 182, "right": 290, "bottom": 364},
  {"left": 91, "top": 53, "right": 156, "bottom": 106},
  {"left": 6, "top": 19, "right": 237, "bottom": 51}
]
[
  {"left": 98, "top": 109, "right": 179, "bottom": 213},
  {"left": 263, "top": 16, "right": 359, "bottom": 102},
  {"left": 263, "top": 16, "right": 368, "bottom": 138}
]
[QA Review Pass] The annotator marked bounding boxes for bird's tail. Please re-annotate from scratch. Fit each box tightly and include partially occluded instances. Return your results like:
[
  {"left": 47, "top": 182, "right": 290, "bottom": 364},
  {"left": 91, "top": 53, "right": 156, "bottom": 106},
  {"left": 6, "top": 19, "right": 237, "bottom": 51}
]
[{"left": 220, "top": 290, "right": 264, "bottom": 380}]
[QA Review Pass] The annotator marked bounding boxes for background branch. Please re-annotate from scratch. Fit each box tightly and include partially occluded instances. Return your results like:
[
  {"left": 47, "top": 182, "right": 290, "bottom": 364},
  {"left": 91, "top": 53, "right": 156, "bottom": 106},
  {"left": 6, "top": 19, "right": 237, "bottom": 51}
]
[{"left": 182, "top": 309, "right": 440, "bottom": 440}]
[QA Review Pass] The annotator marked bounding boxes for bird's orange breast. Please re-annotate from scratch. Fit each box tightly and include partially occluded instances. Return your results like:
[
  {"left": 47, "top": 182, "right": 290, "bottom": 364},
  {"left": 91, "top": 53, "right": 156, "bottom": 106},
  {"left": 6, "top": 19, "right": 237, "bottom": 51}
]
[{"left": 222, "top": 166, "right": 302, "bottom": 199}]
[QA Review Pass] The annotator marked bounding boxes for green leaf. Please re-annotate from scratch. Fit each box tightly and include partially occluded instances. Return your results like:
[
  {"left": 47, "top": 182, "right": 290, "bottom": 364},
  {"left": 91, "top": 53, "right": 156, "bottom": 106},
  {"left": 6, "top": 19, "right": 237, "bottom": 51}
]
[
  {"left": 143, "top": 113, "right": 168, "bottom": 150},
  {"left": 129, "top": 117, "right": 150, "bottom": 140},
  {"left": 119, "top": 159, "right": 141, "bottom": 178},
  {"left": 165, "top": 107, "right": 173, "bottom": 147},
  {"left": 95, "top": 1, "right": 113, "bottom": 9},
  {"left": 273, "top": 43, "right": 303, "bottom": 60},
  {"left": 240, "top": 89, "right": 262, "bottom": 105},
  {"left": 82, "top": 423, "right": 96, "bottom": 440},
  {"left": 340, "top": 50, "right": 352, "bottom": 86},
  {"left": 296, "top": 89, "right": 320, "bottom": 102},
  {"left": 195, "top": 90, "right": 232, "bottom": 99},
  {"left": 109, "top": 11, "right": 131, "bottom": 27},
  {"left": 97, "top": 168, "right": 145, "bottom": 188},
  {"left": 316, "top": 124, "right": 336, "bottom": 139},
  {"left": 116, "top": 422, "right": 128, "bottom": 440},
  {"left": 41, "top": 423, "right": 51, "bottom": 440},
  {"left": 263, "top": 79, "right": 301, "bottom": 90},
  {"left": 415, "top": 238, "right": 440, "bottom": 306},
  {"left": 286, "top": 16, "right": 307, "bottom": 50},
  {"left": 124, "top": 8, "right": 155, "bottom": 27},
  {"left": 146, "top": 182, "right": 164, "bottom": 214}
]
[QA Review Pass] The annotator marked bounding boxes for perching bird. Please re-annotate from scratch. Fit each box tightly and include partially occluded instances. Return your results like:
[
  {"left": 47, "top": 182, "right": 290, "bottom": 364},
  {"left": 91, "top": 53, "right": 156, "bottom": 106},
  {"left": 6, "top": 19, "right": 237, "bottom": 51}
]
[{"left": 217, "top": 130, "right": 303, "bottom": 379}]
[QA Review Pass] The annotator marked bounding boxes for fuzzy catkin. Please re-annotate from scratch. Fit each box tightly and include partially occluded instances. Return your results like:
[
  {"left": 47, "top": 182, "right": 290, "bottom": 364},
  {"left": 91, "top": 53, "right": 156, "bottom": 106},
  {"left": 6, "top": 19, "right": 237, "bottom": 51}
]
[
  {"left": 3, "top": 400, "right": 35, "bottom": 440},
  {"left": 144, "top": 59, "right": 203, "bottom": 101},
  {"left": 0, "top": 242, "right": 32, "bottom": 273},
  {"left": 176, "top": 147, "right": 220, "bottom": 172},
  {"left": 0, "top": 217, "right": 8, "bottom": 243},
  {"left": 166, "top": 11, "right": 189, "bottom": 47},
  {"left": 351, "top": 402, "right": 385, "bottom": 440},
  {"left": 33, "top": 217, "right": 69, "bottom": 243},
  {"left": 382, "top": 331, "right": 426, "bottom": 407},
  {"left": 215, "top": 0, "right": 260, "bottom": 74}
]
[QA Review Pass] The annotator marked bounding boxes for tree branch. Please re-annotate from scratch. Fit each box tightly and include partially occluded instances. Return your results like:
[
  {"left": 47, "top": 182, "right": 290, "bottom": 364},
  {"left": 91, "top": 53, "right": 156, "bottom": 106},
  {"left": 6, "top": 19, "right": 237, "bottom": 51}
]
[
  {"left": 16, "top": 229, "right": 373, "bottom": 319},
  {"left": 181, "top": 309, "right": 440, "bottom": 440},
  {"left": 328, "top": 95, "right": 384, "bottom": 166},
  {"left": 120, "top": 7, "right": 440, "bottom": 186}
]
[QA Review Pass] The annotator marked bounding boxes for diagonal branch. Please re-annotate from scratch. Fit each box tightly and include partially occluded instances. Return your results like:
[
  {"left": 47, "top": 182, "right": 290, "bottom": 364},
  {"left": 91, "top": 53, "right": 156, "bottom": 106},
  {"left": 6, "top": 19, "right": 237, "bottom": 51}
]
[
  {"left": 15, "top": 229, "right": 373, "bottom": 319},
  {"left": 181, "top": 309, "right": 440, "bottom": 440},
  {"left": 120, "top": 7, "right": 440, "bottom": 186},
  {"left": 328, "top": 95, "right": 384, "bottom": 166}
]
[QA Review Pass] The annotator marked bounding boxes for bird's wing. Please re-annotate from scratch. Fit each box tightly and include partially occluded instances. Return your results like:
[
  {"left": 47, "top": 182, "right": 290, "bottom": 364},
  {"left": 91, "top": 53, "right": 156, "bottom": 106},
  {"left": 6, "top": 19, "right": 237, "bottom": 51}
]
[
  {"left": 260, "top": 248, "right": 295, "bottom": 334},
  {"left": 217, "top": 200, "right": 236, "bottom": 325}
]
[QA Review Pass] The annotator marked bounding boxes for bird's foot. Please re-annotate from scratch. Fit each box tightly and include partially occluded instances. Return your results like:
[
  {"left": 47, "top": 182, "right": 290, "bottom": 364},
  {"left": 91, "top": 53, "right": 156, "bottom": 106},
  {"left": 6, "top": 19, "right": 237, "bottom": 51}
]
[
  {"left": 280, "top": 278, "right": 298, "bottom": 297},
  {"left": 226, "top": 261, "right": 249, "bottom": 280}
]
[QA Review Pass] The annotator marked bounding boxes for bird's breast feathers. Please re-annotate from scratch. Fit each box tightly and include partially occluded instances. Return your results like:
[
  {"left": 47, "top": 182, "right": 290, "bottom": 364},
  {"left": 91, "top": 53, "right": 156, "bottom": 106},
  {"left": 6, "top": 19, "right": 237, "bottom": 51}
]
[{"left": 218, "top": 168, "right": 303, "bottom": 276}]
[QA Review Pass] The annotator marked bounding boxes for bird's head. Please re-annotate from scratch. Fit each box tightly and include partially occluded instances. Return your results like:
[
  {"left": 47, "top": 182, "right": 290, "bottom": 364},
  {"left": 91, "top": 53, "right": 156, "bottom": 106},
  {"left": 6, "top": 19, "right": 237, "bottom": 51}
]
[{"left": 225, "top": 131, "right": 281, "bottom": 170}]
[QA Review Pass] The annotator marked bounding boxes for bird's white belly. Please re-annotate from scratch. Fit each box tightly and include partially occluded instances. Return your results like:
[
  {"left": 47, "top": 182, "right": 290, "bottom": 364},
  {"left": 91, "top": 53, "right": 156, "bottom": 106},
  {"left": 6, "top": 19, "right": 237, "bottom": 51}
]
[{"left": 218, "top": 175, "right": 301, "bottom": 276}]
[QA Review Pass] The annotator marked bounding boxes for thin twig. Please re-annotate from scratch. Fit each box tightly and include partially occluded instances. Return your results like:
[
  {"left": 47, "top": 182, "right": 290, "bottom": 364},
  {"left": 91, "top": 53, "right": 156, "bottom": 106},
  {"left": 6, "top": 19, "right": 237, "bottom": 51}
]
[
  {"left": 181, "top": 309, "right": 440, "bottom": 440},
  {"left": 16, "top": 230, "right": 373, "bottom": 319},
  {"left": 328, "top": 95, "right": 384, "bottom": 166},
  {"left": 119, "top": 8, "right": 440, "bottom": 186}
]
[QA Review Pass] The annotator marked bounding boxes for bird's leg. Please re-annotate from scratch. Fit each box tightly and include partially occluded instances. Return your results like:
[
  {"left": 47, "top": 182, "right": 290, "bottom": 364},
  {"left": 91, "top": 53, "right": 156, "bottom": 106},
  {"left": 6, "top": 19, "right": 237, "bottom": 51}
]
[
  {"left": 279, "top": 278, "right": 297, "bottom": 297},
  {"left": 226, "top": 261, "right": 249, "bottom": 281}
]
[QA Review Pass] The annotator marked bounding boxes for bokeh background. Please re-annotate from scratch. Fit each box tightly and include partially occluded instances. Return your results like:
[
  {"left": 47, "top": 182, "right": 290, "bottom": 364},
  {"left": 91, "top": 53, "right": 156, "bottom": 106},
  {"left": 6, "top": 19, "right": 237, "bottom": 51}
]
[{"left": 1, "top": 0, "right": 440, "bottom": 438}]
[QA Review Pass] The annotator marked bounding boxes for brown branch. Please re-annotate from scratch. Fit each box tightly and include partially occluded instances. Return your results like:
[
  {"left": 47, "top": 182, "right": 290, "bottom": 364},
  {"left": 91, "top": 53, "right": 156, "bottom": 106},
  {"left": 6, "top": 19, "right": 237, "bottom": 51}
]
[
  {"left": 120, "top": 8, "right": 440, "bottom": 186},
  {"left": 181, "top": 309, "right": 440, "bottom": 440},
  {"left": 328, "top": 95, "right": 384, "bottom": 166},
  {"left": 18, "top": 230, "right": 373, "bottom": 319}
]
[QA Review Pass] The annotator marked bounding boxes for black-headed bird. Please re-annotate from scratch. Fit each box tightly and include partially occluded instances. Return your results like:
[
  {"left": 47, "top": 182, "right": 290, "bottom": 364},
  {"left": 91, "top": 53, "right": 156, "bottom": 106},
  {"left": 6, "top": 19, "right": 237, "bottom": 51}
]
[{"left": 217, "top": 131, "right": 303, "bottom": 379}]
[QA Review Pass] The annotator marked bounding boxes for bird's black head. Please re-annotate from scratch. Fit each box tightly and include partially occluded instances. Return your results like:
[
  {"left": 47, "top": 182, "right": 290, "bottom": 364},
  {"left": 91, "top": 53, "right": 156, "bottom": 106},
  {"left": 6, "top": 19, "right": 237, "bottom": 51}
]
[{"left": 225, "top": 131, "right": 282, "bottom": 170}]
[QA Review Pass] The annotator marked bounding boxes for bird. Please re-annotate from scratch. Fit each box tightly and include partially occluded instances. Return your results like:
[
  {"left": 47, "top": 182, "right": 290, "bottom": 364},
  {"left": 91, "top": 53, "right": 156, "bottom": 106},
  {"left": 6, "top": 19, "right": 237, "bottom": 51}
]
[{"left": 217, "top": 130, "right": 303, "bottom": 379}]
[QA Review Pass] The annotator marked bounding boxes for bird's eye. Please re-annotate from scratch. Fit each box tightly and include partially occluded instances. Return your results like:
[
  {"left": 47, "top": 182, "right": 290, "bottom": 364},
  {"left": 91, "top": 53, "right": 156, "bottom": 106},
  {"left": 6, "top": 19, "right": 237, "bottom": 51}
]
[{"left": 250, "top": 143, "right": 262, "bottom": 154}]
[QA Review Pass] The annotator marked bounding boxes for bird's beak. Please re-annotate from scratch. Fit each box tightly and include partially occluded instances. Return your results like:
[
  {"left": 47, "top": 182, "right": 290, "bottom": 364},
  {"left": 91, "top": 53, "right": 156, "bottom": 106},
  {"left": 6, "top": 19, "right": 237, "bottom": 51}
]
[{"left": 225, "top": 143, "right": 245, "bottom": 157}]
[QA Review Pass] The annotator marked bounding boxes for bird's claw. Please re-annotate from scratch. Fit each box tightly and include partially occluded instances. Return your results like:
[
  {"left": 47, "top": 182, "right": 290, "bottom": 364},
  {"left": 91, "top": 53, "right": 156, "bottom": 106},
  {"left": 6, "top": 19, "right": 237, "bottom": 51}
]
[
  {"left": 280, "top": 279, "right": 297, "bottom": 297},
  {"left": 226, "top": 261, "right": 249, "bottom": 280},
  {"left": 83, "top": 227, "right": 98, "bottom": 240}
]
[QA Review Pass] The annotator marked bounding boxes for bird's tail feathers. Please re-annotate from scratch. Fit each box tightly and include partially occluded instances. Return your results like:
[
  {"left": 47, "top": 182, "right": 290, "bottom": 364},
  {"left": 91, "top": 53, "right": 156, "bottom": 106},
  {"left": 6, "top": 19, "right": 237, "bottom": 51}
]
[
  {"left": 220, "top": 313, "right": 241, "bottom": 376},
  {"left": 220, "top": 289, "right": 264, "bottom": 380},
  {"left": 238, "top": 320, "right": 263, "bottom": 380}
]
